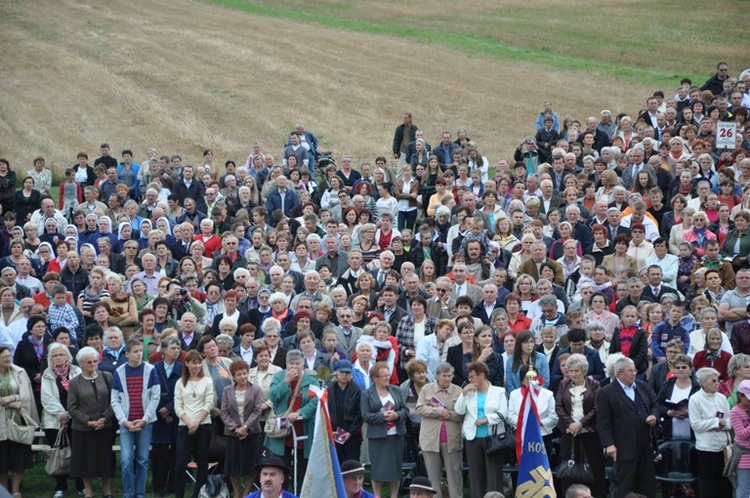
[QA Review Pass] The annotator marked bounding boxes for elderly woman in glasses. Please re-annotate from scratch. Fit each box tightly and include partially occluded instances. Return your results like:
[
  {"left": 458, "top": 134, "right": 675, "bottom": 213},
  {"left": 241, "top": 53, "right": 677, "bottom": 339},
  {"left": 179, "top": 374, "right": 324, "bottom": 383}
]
[
  {"left": 68, "top": 347, "right": 115, "bottom": 498},
  {"left": 656, "top": 354, "right": 698, "bottom": 439}
]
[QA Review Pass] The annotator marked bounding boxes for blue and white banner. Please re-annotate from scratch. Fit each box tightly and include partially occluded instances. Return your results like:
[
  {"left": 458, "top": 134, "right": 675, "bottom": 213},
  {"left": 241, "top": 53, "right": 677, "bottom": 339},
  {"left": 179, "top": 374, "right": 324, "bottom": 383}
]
[
  {"left": 299, "top": 386, "right": 347, "bottom": 498},
  {"left": 515, "top": 384, "right": 556, "bottom": 498}
]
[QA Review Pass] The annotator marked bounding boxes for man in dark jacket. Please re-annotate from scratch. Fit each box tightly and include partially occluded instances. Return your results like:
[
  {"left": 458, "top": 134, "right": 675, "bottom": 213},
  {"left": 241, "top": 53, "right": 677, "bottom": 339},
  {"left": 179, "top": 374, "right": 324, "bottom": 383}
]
[
  {"left": 535, "top": 116, "right": 560, "bottom": 156},
  {"left": 392, "top": 113, "right": 419, "bottom": 165},
  {"left": 598, "top": 356, "right": 659, "bottom": 498},
  {"left": 700, "top": 61, "right": 730, "bottom": 96},
  {"left": 378, "top": 285, "right": 408, "bottom": 334},
  {"left": 59, "top": 252, "right": 89, "bottom": 301},
  {"left": 172, "top": 165, "right": 205, "bottom": 202},
  {"left": 409, "top": 232, "right": 448, "bottom": 278}
]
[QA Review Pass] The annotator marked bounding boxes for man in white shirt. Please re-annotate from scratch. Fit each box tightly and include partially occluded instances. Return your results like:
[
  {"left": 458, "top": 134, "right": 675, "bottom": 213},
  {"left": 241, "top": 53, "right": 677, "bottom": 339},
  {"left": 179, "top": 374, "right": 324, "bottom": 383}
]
[
  {"left": 133, "top": 254, "right": 166, "bottom": 296},
  {"left": 15, "top": 258, "right": 43, "bottom": 295}
]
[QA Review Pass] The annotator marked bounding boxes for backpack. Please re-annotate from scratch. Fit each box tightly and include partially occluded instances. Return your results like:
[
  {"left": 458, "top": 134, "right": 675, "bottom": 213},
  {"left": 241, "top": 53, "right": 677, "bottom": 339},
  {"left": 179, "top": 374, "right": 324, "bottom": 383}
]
[{"left": 198, "top": 475, "right": 230, "bottom": 498}]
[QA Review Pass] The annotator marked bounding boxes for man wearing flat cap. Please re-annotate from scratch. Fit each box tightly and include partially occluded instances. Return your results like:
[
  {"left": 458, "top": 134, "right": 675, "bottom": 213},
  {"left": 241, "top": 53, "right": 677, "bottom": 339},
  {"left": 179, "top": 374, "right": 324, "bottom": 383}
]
[
  {"left": 245, "top": 456, "right": 298, "bottom": 498},
  {"left": 407, "top": 476, "right": 438, "bottom": 497},
  {"left": 341, "top": 460, "right": 375, "bottom": 498}
]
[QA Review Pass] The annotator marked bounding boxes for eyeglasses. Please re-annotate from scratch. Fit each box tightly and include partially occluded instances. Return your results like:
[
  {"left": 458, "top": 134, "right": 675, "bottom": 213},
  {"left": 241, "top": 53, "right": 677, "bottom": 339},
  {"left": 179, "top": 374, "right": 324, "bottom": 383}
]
[
  {"left": 265, "top": 334, "right": 279, "bottom": 339},
  {"left": 436, "top": 288, "right": 448, "bottom": 294}
]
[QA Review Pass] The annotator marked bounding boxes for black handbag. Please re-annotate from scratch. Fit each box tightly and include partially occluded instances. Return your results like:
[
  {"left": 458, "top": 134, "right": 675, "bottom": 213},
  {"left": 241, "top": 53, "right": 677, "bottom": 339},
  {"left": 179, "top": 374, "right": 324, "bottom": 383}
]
[
  {"left": 556, "top": 436, "right": 595, "bottom": 485},
  {"left": 486, "top": 414, "right": 515, "bottom": 457}
]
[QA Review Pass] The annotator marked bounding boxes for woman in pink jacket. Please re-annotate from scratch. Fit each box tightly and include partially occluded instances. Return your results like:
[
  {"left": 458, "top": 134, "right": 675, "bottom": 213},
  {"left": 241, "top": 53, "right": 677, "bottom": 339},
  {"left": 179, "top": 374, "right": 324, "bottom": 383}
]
[
  {"left": 681, "top": 211, "right": 717, "bottom": 258},
  {"left": 729, "top": 379, "right": 750, "bottom": 498}
]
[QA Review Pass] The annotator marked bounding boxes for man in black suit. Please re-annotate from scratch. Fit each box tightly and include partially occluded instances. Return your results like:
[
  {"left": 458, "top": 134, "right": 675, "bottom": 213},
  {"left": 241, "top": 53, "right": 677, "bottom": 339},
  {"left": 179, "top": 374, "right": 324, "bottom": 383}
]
[
  {"left": 641, "top": 265, "right": 679, "bottom": 303},
  {"left": 605, "top": 208, "right": 631, "bottom": 243},
  {"left": 597, "top": 356, "right": 659, "bottom": 498},
  {"left": 470, "top": 283, "right": 504, "bottom": 324},
  {"left": 535, "top": 116, "right": 560, "bottom": 156},
  {"left": 370, "top": 251, "right": 395, "bottom": 291},
  {"left": 169, "top": 222, "right": 192, "bottom": 262},
  {"left": 178, "top": 312, "right": 201, "bottom": 351},
  {"left": 548, "top": 153, "right": 571, "bottom": 193},
  {"left": 378, "top": 284, "right": 408, "bottom": 334}
]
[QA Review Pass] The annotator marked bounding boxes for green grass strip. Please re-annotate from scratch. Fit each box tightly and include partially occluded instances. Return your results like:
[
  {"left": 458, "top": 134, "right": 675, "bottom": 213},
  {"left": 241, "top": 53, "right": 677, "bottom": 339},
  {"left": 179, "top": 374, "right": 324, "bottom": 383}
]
[{"left": 204, "top": 0, "right": 703, "bottom": 87}]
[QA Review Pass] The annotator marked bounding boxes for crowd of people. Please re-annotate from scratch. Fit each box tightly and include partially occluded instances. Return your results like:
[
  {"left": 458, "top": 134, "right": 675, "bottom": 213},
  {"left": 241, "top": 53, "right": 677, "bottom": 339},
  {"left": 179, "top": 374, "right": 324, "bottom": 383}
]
[{"left": 0, "top": 64, "right": 748, "bottom": 498}]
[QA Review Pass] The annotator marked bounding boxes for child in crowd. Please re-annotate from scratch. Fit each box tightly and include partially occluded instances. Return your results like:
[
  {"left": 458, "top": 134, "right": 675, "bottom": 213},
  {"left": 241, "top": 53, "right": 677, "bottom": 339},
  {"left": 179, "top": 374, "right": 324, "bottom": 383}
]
[
  {"left": 47, "top": 284, "right": 81, "bottom": 344},
  {"left": 458, "top": 217, "right": 492, "bottom": 257},
  {"left": 58, "top": 168, "right": 83, "bottom": 220}
]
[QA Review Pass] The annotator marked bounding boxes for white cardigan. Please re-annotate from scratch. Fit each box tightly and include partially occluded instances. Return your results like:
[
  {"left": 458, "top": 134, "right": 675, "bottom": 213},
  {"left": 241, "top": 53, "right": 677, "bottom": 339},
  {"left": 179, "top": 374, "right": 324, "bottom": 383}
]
[
  {"left": 689, "top": 389, "right": 732, "bottom": 452},
  {"left": 508, "top": 387, "right": 558, "bottom": 436},
  {"left": 455, "top": 385, "right": 507, "bottom": 441},
  {"left": 40, "top": 365, "right": 82, "bottom": 430}
]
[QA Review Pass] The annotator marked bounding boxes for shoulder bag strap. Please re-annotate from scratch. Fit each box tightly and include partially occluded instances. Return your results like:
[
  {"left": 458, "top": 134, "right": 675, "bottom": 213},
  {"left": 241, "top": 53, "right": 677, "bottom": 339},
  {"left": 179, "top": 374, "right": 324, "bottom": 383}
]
[
  {"left": 570, "top": 437, "right": 577, "bottom": 461},
  {"left": 283, "top": 377, "right": 304, "bottom": 415}
]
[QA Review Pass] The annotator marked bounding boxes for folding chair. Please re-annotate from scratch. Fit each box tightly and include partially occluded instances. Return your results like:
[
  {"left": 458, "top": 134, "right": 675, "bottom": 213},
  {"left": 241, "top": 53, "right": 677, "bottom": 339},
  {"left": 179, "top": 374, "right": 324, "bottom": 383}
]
[{"left": 185, "top": 461, "right": 220, "bottom": 483}]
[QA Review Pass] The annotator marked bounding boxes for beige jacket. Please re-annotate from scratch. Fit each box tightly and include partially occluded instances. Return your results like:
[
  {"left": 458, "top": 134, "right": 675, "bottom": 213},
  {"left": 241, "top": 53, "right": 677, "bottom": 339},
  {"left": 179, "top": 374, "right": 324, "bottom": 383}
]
[
  {"left": 0, "top": 365, "right": 40, "bottom": 441},
  {"left": 415, "top": 381, "right": 464, "bottom": 453},
  {"left": 248, "top": 364, "right": 282, "bottom": 415}
]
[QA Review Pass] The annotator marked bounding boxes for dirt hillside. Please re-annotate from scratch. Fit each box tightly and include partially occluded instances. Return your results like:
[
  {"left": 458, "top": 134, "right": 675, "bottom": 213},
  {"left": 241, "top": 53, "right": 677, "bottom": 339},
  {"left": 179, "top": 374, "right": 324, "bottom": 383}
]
[{"left": 0, "top": 0, "right": 648, "bottom": 175}]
